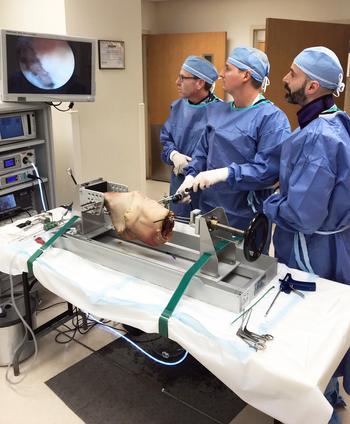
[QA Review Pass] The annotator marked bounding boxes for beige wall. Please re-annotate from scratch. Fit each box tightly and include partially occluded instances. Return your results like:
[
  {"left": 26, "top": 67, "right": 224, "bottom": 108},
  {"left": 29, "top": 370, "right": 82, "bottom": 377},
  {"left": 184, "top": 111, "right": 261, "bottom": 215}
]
[
  {"left": 147, "top": 0, "right": 350, "bottom": 53},
  {"left": 142, "top": 0, "right": 158, "bottom": 33},
  {"left": 1, "top": 0, "right": 145, "bottom": 205},
  {"left": 0, "top": 0, "right": 66, "bottom": 33},
  {"left": 64, "top": 0, "right": 145, "bottom": 198}
]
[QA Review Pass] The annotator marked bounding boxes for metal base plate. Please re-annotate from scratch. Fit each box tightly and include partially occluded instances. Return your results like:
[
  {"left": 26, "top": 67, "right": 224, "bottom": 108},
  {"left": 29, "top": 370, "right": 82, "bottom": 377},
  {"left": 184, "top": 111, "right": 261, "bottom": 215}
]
[{"left": 54, "top": 231, "right": 277, "bottom": 313}]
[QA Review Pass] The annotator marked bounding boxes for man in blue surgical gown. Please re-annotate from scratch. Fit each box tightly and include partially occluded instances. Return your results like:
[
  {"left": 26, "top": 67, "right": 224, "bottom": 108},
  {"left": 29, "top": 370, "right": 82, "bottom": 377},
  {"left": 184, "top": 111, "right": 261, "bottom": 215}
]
[
  {"left": 263, "top": 46, "right": 350, "bottom": 424},
  {"left": 178, "top": 47, "right": 290, "bottom": 230},
  {"left": 160, "top": 56, "right": 221, "bottom": 217}
]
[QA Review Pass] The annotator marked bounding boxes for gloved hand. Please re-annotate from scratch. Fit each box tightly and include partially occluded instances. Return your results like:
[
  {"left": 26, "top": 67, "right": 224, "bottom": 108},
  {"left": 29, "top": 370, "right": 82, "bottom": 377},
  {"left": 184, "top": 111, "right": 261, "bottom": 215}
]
[
  {"left": 192, "top": 168, "right": 229, "bottom": 192},
  {"left": 176, "top": 175, "right": 194, "bottom": 204},
  {"left": 170, "top": 150, "right": 192, "bottom": 176}
]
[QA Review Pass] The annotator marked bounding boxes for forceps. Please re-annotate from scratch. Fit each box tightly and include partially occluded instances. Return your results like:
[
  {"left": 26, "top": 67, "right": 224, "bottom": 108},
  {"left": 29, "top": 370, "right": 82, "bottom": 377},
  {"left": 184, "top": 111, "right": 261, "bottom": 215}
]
[{"left": 236, "top": 309, "right": 273, "bottom": 351}]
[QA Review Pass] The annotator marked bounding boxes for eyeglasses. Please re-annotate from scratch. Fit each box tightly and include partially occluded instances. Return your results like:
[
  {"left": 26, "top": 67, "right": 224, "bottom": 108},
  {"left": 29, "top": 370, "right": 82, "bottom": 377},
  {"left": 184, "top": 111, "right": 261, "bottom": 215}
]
[{"left": 177, "top": 74, "right": 199, "bottom": 82}]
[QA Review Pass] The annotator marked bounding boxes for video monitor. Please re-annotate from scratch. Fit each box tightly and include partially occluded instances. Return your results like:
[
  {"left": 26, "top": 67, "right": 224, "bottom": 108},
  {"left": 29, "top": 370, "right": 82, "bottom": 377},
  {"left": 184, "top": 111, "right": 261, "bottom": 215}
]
[
  {"left": 0, "top": 193, "right": 16, "bottom": 212},
  {"left": 0, "top": 29, "right": 96, "bottom": 102}
]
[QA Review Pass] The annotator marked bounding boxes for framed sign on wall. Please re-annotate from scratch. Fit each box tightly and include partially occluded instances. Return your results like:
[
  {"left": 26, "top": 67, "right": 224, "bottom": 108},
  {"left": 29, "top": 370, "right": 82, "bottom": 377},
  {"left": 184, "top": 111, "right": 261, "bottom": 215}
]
[{"left": 98, "top": 40, "right": 125, "bottom": 69}]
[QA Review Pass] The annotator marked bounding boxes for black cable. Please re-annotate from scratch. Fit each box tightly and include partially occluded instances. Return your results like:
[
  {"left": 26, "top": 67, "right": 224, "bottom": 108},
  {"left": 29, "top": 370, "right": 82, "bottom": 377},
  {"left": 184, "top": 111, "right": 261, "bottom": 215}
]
[
  {"left": 55, "top": 323, "right": 78, "bottom": 344},
  {"left": 55, "top": 323, "right": 85, "bottom": 344},
  {"left": 53, "top": 308, "right": 160, "bottom": 347},
  {"left": 67, "top": 321, "right": 187, "bottom": 373},
  {"left": 59, "top": 202, "right": 73, "bottom": 211},
  {"left": 53, "top": 310, "right": 188, "bottom": 382},
  {"left": 54, "top": 308, "right": 111, "bottom": 344},
  {"left": 45, "top": 101, "right": 62, "bottom": 107},
  {"left": 47, "top": 101, "right": 74, "bottom": 112},
  {"left": 53, "top": 308, "right": 178, "bottom": 361}
]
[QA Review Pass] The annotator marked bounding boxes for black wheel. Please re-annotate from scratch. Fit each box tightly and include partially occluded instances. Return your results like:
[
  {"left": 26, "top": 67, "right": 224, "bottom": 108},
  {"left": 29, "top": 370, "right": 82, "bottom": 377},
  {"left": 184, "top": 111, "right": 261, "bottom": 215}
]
[{"left": 243, "top": 213, "right": 269, "bottom": 262}]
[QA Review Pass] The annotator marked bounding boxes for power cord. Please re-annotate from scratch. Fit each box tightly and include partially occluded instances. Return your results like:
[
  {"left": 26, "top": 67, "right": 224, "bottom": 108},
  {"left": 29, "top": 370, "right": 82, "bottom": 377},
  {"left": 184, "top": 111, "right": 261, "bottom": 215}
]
[
  {"left": 5, "top": 258, "right": 38, "bottom": 385},
  {"left": 55, "top": 311, "right": 188, "bottom": 366},
  {"left": 90, "top": 316, "right": 188, "bottom": 366},
  {"left": 37, "top": 301, "right": 66, "bottom": 312},
  {"left": 54, "top": 308, "right": 111, "bottom": 344},
  {"left": 45, "top": 102, "right": 74, "bottom": 112}
]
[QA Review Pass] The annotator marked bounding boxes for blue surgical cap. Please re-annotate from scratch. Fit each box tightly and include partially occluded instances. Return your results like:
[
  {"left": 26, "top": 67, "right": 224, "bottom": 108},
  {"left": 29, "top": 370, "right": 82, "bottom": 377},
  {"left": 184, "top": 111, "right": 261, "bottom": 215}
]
[
  {"left": 227, "top": 46, "right": 270, "bottom": 83},
  {"left": 294, "top": 46, "right": 344, "bottom": 94},
  {"left": 182, "top": 56, "right": 218, "bottom": 85}
]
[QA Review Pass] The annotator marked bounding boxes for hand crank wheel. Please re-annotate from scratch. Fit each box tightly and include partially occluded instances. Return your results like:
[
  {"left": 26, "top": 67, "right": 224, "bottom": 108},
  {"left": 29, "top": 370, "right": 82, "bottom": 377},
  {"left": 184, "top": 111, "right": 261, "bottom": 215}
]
[{"left": 243, "top": 213, "right": 269, "bottom": 262}]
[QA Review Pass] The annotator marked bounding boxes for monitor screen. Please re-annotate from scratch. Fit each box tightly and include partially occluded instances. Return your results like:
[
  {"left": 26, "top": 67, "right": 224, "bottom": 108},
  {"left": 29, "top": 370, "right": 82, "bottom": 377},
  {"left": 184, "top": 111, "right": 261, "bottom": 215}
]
[
  {"left": 0, "top": 30, "right": 96, "bottom": 102},
  {"left": 0, "top": 115, "right": 23, "bottom": 138},
  {"left": 0, "top": 193, "right": 16, "bottom": 212}
]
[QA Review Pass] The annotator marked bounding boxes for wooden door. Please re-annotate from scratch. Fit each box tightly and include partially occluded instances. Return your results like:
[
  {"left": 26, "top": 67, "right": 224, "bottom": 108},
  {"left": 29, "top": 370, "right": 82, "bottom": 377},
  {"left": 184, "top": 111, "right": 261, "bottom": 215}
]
[
  {"left": 266, "top": 18, "right": 350, "bottom": 129},
  {"left": 145, "top": 32, "right": 226, "bottom": 181}
]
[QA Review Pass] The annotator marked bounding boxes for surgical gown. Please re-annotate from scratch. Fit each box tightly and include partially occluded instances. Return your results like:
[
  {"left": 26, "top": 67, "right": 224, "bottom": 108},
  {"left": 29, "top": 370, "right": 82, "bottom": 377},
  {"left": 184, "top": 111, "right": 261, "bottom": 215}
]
[
  {"left": 160, "top": 95, "right": 220, "bottom": 217},
  {"left": 185, "top": 99, "right": 291, "bottom": 229},
  {"left": 264, "top": 110, "right": 350, "bottom": 284}
]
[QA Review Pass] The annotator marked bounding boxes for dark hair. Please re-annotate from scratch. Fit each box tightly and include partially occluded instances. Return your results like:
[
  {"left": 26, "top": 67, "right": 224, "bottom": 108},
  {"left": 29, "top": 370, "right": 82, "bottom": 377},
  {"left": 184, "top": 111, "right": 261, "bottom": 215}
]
[
  {"left": 204, "top": 81, "right": 213, "bottom": 91},
  {"left": 251, "top": 78, "right": 262, "bottom": 89}
]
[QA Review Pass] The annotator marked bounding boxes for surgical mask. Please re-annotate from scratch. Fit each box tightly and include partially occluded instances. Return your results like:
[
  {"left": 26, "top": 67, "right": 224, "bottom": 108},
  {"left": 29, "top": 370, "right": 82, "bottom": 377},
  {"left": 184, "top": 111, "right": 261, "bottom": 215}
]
[
  {"left": 333, "top": 74, "right": 345, "bottom": 97},
  {"left": 261, "top": 76, "right": 270, "bottom": 93}
]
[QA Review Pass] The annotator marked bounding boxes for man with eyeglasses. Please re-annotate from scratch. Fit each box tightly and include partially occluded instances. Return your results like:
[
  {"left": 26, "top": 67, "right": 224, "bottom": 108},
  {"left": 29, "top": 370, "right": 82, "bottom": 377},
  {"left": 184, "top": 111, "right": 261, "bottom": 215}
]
[
  {"left": 160, "top": 55, "right": 221, "bottom": 217},
  {"left": 178, "top": 47, "right": 290, "bottom": 237}
]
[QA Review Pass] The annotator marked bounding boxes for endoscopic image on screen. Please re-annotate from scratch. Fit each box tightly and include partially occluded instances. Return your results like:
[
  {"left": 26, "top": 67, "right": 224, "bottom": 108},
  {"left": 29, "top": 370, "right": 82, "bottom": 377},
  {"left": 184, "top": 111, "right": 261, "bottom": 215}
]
[
  {"left": 6, "top": 34, "right": 92, "bottom": 95},
  {"left": 17, "top": 37, "right": 75, "bottom": 90}
]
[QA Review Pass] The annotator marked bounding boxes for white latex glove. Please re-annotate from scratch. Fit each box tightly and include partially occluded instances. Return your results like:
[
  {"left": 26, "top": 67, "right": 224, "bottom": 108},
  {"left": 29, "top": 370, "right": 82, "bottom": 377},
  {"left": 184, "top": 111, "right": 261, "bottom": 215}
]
[
  {"left": 176, "top": 175, "right": 194, "bottom": 204},
  {"left": 170, "top": 150, "right": 192, "bottom": 176},
  {"left": 192, "top": 168, "right": 229, "bottom": 192}
]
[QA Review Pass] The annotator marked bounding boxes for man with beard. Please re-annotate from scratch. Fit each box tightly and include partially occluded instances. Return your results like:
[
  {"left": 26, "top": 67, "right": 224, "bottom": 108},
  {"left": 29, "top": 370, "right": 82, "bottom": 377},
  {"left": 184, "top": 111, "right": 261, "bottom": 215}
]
[{"left": 263, "top": 46, "right": 350, "bottom": 424}]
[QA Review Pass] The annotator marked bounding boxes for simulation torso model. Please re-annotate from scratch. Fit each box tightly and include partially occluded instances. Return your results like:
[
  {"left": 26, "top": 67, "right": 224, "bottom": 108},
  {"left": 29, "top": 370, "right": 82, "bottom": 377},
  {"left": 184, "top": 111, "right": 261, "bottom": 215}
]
[
  {"left": 265, "top": 106, "right": 350, "bottom": 284},
  {"left": 186, "top": 98, "right": 290, "bottom": 229},
  {"left": 104, "top": 191, "right": 174, "bottom": 247},
  {"left": 161, "top": 94, "right": 220, "bottom": 216}
]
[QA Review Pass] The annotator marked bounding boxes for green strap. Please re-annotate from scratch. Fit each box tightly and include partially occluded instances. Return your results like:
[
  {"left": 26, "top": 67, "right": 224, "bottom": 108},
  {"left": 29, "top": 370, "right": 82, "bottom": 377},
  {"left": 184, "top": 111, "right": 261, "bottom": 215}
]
[
  {"left": 27, "top": 215, "right": 79, "bottom": 274},
  {"left": 158, "top": 239, "right": 230, "bottom": 338}
]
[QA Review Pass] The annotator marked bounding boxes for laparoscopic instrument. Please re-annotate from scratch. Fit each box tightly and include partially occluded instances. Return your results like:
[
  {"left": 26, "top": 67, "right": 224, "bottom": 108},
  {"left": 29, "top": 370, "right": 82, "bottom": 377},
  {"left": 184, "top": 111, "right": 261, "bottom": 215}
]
[
  {"left": 265, "top": 273, "right": 316, "bottom": 317},
  {"left": 158, "top": 188, "right": 192, "bottom": 206}
]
